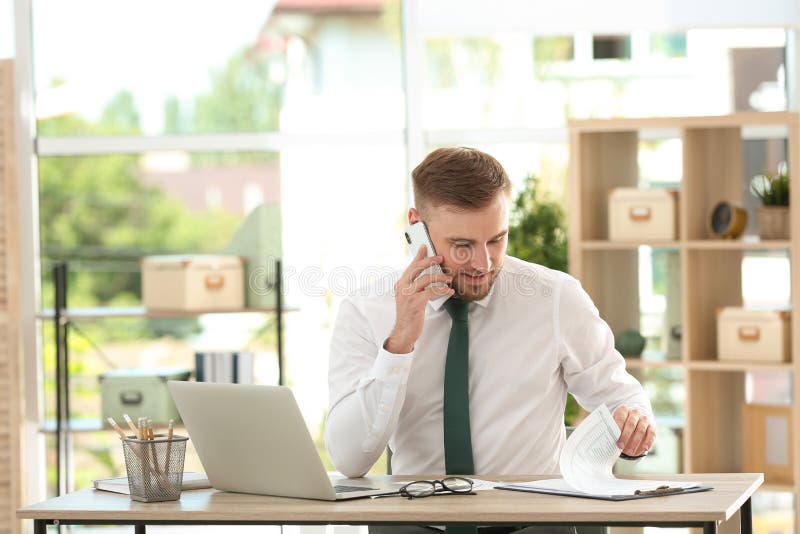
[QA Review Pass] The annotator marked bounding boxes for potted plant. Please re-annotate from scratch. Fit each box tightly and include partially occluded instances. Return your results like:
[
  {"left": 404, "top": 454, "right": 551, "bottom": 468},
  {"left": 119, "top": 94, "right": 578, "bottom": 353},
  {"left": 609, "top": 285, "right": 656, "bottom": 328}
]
[{"left": 750, "top": 162, "right": 790, "bottom": 240}]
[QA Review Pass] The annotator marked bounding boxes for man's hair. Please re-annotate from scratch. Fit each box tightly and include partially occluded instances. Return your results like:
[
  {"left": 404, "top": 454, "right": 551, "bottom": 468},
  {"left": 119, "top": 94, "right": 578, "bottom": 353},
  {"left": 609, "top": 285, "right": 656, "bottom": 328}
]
[{"left": 411, "top": 147, "right": 511, "bottom": 216}]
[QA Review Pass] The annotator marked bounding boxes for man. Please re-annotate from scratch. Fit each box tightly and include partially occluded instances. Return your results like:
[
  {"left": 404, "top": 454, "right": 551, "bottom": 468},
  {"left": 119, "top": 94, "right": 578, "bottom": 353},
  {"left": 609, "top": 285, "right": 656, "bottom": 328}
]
[{"left": 325, "top": 147, "right": 655, "bottom": 532}]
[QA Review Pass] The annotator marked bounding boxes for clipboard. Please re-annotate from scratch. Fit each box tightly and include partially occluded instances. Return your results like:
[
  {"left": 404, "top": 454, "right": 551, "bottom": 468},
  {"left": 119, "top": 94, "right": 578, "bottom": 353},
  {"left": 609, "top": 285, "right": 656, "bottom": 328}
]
[{"left": 496, "top": 484, "right": 714, "bottom": 501}]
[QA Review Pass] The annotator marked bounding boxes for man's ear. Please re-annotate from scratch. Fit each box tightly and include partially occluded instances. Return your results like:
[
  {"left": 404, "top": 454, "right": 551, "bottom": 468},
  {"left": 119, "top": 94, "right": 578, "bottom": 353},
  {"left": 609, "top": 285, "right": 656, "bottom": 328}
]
[{"left": 408, "top": 208, "right": 421, "bottom": 225}]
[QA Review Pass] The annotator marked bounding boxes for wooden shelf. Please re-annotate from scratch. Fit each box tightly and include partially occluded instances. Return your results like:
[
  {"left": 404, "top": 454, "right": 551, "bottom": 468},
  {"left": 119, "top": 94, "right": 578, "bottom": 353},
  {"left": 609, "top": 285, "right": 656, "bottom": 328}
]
[
  {"left": 622, "top": 358, "right": 683, "bottom": 369},
  {"left": 581, "top": 241, "right": 680, "bottom": 250},
  {"left": 37, "top": 305, "right": 297, "bottom": 321},
  {"left": 582, "top": 239, "right": 791, "bottom": 251},
  {"left": 687, "top": 360, "right": 794, "bottom": 372},
  {"left": 568, "top": 111, "right": 800, "bottom": 132},
  {"left": 685, "top": 239, "right": 791, "bottom": 251},
  {"left": 569, "top": 112, "right": 800, "bottom": 505},
  {"left": 624, "top": 358, "right": 794, "bottom": 372}
]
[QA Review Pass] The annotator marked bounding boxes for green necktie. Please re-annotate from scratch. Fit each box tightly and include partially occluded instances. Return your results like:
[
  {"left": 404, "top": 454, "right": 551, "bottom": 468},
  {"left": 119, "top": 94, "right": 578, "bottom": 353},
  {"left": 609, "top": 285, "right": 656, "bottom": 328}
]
[
  {"left": 443, "top": 298, "right": 476, "bottom": 534},
  {"left": 443, "top": 297, "right": 475, "bottom": 475}
]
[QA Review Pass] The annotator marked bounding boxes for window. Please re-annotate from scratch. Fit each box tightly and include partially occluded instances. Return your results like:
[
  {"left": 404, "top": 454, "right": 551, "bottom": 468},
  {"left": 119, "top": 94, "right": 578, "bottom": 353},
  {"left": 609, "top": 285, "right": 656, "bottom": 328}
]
[
  {"left": 420, "top": 29, "right": 788, "bottom": 130},
  {"left": 33, "top": 0, "right": 404, "bottom": 498}
]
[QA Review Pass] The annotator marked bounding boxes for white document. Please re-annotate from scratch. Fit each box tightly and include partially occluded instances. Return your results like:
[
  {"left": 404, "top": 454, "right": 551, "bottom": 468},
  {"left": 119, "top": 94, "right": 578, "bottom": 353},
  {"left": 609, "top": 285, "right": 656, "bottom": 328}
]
[
  {"left": 93, "top": 472, "right": 211, "bottom": 494},
  {"left": 469, "top": 478, "right": 501, "bottom": 491},
  {"left": 505, "top": 405, "right": 699, "bottom": 497}
]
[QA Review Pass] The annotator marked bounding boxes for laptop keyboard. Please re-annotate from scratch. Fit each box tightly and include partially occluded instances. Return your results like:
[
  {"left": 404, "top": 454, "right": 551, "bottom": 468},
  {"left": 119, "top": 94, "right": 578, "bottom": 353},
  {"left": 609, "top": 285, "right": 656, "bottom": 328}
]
[{"left": 334, "top": 485, "right": 379, "bottom": 493}]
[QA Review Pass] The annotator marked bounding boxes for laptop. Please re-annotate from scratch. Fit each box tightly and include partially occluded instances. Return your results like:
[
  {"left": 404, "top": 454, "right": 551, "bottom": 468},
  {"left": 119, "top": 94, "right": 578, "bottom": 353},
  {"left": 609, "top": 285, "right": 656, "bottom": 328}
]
[{"left": 167, "top": 381, "right": 400, "bottom": 500}]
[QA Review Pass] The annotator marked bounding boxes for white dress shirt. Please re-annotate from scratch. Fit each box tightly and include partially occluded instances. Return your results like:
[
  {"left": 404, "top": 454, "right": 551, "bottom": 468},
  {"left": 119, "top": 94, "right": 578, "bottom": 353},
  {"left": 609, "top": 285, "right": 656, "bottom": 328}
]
[{"left": 325, "top": 256, "right": 653, "bottom": 478}]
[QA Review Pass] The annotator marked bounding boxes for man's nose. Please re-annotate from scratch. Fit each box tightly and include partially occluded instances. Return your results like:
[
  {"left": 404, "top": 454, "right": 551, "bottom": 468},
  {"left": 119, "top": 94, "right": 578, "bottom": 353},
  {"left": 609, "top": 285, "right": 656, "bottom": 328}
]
[{"left": 471, "top": 244, "right": 491, "bottom": 273}]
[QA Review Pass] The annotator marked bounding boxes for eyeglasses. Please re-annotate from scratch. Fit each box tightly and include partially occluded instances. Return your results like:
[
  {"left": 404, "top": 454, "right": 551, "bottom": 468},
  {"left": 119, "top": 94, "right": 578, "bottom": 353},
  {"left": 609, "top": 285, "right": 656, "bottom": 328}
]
[{"left": 398, "top": 477, "right": 474, "bottom": 499}]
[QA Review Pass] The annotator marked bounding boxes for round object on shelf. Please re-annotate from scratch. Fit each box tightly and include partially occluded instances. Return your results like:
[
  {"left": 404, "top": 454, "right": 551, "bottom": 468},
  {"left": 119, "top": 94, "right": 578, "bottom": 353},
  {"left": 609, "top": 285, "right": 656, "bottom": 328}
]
[
  {"left": 615, "top": 329, "right": 646, "bottom": 357},
  {"left": 708, "top": 201, "right": 748, "bottom": 239}
]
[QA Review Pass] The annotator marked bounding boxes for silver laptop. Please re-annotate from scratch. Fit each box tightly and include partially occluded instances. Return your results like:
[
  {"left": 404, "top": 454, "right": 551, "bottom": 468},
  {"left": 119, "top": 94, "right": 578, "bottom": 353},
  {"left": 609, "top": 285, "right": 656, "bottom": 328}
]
[{"left": 167, "top": 381, "right": 399, "bottom": 500}]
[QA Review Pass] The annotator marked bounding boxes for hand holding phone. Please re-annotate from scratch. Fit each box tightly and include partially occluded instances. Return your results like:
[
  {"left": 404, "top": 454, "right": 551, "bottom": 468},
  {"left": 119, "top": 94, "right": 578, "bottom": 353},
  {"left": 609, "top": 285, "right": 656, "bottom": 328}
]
[
  {"left": 404, "top": 221, "right": 445, "bottom": 280},
  {"left": 383, "top": 223, "right": 454, "bottom": 354}
]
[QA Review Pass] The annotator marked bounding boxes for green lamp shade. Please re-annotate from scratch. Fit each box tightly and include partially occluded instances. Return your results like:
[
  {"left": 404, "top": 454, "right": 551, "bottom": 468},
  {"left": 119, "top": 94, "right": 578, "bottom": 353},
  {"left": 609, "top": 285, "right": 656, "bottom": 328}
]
[{"left": 223, "top": 203, "right": 282, "bottom": 309}]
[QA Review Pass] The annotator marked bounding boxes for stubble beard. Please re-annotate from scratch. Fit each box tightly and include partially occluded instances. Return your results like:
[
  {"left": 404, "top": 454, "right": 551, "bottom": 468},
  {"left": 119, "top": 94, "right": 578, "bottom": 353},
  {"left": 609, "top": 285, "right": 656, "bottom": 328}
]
[{"left": 449, "top": 265, "right": 503, "bottom": 302}]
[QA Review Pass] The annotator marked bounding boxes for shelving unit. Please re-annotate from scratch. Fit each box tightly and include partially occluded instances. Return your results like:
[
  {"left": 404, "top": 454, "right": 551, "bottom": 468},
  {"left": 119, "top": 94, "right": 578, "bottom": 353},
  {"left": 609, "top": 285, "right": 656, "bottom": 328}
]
[
  {"left": 41, "top": 259, "right": 291, "bottom": 496},
  {"left": 0, "top": 59, "right": 22, "bottom": 534},
  {"left": 568, "top": 113, "right": 800, "bottom": 509}
]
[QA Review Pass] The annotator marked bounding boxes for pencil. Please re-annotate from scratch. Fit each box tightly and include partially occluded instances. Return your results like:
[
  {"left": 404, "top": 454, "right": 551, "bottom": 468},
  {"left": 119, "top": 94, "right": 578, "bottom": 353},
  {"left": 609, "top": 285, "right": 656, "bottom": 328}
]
[
  {"left": 106, "top": 417, "right": 127, "bottom": 439},
  {"left": 165, "top": 419, "right": 174, "bottom": 471},
  {"left": 123, "top": 414, "right": 138, "bottom": 435}
]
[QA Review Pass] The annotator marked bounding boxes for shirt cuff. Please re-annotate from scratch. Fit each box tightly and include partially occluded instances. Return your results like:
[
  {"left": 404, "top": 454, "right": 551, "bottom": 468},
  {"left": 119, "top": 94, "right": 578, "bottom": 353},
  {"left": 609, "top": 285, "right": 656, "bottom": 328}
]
[{"left": 371, "top": 346, "right": 414, "bottom": 385}]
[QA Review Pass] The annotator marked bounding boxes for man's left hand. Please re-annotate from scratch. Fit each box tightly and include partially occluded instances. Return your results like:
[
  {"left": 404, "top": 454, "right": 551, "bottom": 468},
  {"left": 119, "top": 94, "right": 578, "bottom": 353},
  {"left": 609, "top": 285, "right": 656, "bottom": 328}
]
[{"left": 612, "top": 406, "right": 655, "bottom": 458}]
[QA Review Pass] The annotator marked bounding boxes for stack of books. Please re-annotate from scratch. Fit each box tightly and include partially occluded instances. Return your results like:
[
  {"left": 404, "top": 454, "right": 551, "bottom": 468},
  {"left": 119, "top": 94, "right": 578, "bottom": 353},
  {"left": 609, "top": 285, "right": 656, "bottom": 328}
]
[{"left": 195, "top": 352, "right": 254, "bottom": 384}]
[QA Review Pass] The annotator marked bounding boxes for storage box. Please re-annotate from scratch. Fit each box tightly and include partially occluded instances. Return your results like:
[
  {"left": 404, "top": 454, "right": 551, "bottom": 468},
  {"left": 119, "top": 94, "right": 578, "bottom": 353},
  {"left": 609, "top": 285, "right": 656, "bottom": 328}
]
[
  {"left": 608, "top": 188, "right": 677, "bottom": 241},
  {"left": 717, "top": 308, "right": 790, "bottom": 362},
  {"left": 100, "top": 367, "right": 191, "bottom": 425},
  {"left": 142, "top": 255, "right": 244, "bottom": 311},
  {"left": 742, "top": 404, "right": 793, "bottom": 484}
]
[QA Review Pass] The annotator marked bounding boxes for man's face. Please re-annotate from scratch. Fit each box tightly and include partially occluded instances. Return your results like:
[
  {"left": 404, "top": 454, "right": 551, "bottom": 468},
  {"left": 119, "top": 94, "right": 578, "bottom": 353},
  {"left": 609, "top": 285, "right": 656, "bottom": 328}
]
[{"left": 410, "top": 193, "right": 509, "bottom": 302}]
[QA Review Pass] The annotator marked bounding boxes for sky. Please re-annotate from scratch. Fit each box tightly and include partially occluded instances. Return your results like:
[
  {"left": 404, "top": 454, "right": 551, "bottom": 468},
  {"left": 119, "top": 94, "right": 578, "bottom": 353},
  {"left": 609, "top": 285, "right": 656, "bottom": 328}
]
[{"left": 31, "top": 0, "right": 277, "bottom": 132}]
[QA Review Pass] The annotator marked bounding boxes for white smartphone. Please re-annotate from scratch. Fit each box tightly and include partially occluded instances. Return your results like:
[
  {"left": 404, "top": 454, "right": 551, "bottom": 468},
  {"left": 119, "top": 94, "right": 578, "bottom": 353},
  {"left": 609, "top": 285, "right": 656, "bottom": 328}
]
[{"left": 404, "top": 221, "right": 445, "bottom": 278}]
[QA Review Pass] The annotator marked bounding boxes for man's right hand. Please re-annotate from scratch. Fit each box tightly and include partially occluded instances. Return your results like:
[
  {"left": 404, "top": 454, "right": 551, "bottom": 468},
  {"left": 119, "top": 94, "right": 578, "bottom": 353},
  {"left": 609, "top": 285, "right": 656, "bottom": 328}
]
[{"left": 384, "top": 245, "right": 454, "bottom": 354}]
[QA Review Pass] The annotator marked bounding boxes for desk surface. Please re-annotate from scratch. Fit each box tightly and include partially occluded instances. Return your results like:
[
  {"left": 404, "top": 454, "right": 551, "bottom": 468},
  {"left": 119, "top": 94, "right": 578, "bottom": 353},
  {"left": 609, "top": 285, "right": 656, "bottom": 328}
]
[{"left": 18, "top": 473, "right": 762, "bottom": 525}]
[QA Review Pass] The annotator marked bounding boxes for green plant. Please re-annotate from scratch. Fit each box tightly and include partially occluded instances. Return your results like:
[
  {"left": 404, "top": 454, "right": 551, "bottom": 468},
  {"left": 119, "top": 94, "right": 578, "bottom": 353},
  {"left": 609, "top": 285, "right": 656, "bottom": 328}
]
[
  {"left": 507, "top": 174, "right": 578, "bottom": 424},
  {"left": 507, "top": 174, "right": 568, "bottom": 272},
  {"left": 750, "top": 161, "right": 790, "bottom": 206}
]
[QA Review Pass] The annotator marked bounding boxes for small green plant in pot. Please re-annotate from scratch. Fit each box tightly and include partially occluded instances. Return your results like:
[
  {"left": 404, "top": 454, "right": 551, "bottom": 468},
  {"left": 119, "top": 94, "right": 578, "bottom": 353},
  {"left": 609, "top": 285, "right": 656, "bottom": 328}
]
[{"left": 751, "top": 161, "right": 790, "bottom": 240}]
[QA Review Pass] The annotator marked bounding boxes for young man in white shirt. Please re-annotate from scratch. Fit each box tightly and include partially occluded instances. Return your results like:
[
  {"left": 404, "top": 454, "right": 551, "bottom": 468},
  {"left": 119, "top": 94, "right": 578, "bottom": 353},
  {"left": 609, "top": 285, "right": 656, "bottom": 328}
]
[{"left": 326, "top": 147, "right": 655, "bottom": 534}]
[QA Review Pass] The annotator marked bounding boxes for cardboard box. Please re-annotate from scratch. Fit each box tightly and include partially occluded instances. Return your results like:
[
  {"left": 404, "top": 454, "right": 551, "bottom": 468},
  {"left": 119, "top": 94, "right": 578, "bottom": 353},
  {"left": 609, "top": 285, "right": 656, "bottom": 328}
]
[
  {"left": 608, "top": 188, "right": 678, "bottom": 241},
  {"left": 717, "top": 308, "right": 790, "bottom": 362},
  {"left": 142, "top": 255, "right": 244, "bottom": 311},
  {"left": 100, "top": 367, "right": 191, "bottom": 425},
  {"left": 742, "top": 404, "right": 793, "bottom": 484}
]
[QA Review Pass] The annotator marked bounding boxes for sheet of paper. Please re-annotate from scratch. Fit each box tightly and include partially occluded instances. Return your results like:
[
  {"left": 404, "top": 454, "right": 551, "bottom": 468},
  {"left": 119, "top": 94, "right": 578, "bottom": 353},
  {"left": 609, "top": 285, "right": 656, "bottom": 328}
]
[
  {"left": 559, "top": 404, "right": 623, "bottom": 494},
  {"left": 552, "top": 404, "right": 699, "bottom": 496}
]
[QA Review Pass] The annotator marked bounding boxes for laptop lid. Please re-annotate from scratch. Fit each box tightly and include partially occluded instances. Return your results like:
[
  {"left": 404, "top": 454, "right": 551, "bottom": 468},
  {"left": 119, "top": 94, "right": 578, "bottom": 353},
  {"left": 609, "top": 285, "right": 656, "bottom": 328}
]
[{"left": 168, "top": 381, "right": 339, "bottom": 500}]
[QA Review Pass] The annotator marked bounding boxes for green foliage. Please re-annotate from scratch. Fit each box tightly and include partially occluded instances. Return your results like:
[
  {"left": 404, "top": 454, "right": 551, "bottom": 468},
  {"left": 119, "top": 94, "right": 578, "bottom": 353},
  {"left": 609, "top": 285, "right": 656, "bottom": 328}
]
[
  {"left": 193, "top": 47, "right": 282, "bottom": 133},
  {"left": 533, "top": 36, "right": 574, "bottom": 63},
  {"left": 506, "top": 174, "right": 577, "bottom": 424},
  {"left": 507, "top": 174, "right": 568, "bottom": 273},
  {"left": 751, "top": 161, "right": 790, "bottom": 206}
]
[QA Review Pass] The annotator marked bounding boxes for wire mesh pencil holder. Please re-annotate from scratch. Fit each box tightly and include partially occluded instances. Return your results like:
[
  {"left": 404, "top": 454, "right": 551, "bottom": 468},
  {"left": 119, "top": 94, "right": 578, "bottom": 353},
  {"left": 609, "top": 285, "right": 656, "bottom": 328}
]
[{"left": 122, "top": 434, "right": 189, "bottom": 502}]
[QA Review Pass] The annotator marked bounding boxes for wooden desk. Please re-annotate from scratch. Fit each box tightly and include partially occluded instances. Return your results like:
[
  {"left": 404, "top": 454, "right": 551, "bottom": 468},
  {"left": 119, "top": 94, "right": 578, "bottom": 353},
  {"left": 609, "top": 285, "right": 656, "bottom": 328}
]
[{"left": 17, "top": 473, "right": 761, "bottom": 534}]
